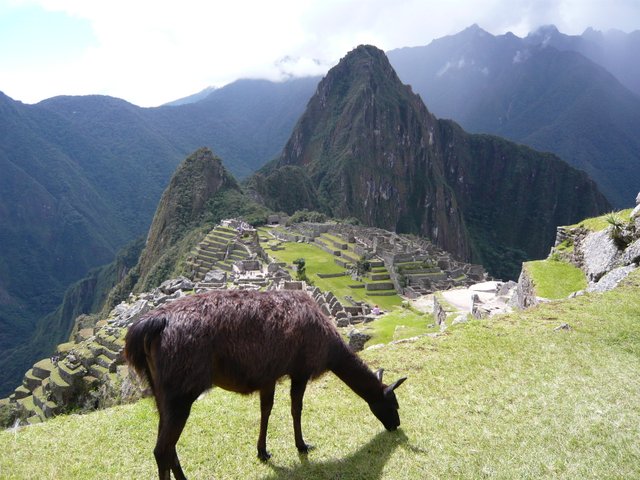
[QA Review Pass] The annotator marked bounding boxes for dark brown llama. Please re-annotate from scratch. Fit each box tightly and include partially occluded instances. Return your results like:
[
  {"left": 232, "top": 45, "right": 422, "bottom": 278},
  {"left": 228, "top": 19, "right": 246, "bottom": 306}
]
[{"left": 125, "top": 289, "right": 407, "bottom": 480}]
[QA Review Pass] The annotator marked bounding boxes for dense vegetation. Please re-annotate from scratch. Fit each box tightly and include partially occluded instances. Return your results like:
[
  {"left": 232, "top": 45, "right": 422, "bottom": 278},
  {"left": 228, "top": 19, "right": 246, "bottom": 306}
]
[{"left": 2, "top": 270, "right": 638, "bottom": 479}]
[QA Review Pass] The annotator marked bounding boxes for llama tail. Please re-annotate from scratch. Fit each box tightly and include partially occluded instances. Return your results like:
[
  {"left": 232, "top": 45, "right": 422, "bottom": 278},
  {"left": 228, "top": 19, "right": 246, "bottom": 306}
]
[{"left": 124, "top": 315, "right": 167, "bottom": 394}]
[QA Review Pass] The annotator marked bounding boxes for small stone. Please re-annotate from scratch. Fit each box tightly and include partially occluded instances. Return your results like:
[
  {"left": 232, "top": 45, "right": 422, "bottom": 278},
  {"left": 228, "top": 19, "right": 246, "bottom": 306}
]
[{"left": 554, "top": 323, "right": 572, "bottom": 331}]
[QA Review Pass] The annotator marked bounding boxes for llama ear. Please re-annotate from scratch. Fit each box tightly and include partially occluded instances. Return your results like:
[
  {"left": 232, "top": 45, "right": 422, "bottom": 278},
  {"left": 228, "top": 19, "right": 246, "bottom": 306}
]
[
  {"left": 384, "top": 377, "right": 407, "bottom": 395},
  {"left": 375, "top": 368, "right": 384, "bottom": 382}
]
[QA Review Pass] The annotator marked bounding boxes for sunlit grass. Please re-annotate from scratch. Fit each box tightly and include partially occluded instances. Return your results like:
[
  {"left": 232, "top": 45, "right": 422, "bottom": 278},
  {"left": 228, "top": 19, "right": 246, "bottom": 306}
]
[
  {"left": 4, "top": 271, "right": 639, "bottom": 479},
  {"left": 525, "top": 259, "right": 588, "bottom": 299},
  {"left": 365, "top": 307, "right": 436, "bottom": 345},
  {"left": 568, "top": 208, "right": 633, "bottom": 231},
  {"left": 267, "top": 241, "right": 402, "bottom": 310}
]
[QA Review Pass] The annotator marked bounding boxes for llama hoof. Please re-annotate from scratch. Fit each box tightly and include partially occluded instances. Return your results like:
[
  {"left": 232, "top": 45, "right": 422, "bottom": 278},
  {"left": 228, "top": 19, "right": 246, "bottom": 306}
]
[
  {"left": 257, "top": 450, "right": 272, "bottom": 462},
  {"left": 297, "top": 443, "right": 315, "bottom": 454}
]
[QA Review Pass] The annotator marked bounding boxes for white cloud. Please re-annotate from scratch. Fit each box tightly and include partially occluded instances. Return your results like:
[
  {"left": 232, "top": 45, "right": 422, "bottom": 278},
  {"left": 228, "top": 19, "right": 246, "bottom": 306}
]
[{"left": 2, "top": 0, "right": 639, "bottom": 106}]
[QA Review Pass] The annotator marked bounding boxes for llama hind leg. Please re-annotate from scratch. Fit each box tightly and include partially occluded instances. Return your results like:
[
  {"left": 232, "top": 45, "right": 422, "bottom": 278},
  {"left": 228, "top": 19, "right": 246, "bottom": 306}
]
[
  {"left": 290, "top": 377, "right": 312, "bottom": 454},
  {"left": 154, "top": 396, "right": 193, "bottom": 480},
  {"left": 257, "top": 383, "right": 276, "bottom": 461}
]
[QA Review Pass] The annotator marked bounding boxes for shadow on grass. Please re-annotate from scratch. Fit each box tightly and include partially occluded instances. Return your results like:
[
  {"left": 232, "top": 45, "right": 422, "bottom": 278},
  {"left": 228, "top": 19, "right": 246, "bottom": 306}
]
[{"left": 262, "top": 430, "right": 409, "bottom": 480}]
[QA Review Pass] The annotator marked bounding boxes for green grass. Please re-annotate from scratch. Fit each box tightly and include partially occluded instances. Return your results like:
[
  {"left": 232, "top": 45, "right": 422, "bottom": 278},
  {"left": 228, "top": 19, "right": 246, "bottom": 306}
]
[
  {"left": 569, "top": 208, "right": 633, "bottom": 231},
  {"left": 525, "top": 260, "right": 588, "bottom": 299},
  {"left": 365, "top": 308, "right": 436, "bottom": 345},
  {"left": 3, "top": 271, "right": 640, "bottom": 479},
  {"left": 267, "top": 241, "right": 402, "bottom": 310}
]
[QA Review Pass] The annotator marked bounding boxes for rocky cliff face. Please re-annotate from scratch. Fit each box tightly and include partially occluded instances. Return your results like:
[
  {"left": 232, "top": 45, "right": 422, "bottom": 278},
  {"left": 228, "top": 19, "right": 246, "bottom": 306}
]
[
  {"left": 254, "top": 45, "right": 609, "bottom": 278},
  {"left": 259, "top": 45, "right": 472, "bottom": 260},
  {"left": 440, "top": 121, "right": 611, "bottom": 278}
]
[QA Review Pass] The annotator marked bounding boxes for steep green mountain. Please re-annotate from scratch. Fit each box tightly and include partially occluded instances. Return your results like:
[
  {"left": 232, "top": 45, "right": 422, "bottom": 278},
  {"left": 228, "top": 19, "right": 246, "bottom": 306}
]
[
  {"left": 254, "top": 45, "right": 472, "bottom": 260},
  {"left": 0, "top": 93, "right": 165, "bottom": 395},
  {"left": 0, "top": 78, "right": 313, "bottom": 396},
  {"left": 253, "top": 45, "right": 609, "bottom": 279},
  {"left": 134, "top": 148, "right": 239, "bottom": 291},
  {"left": 122, "top": 148, "right": 270, "bottom": 296},
  {"left": 387, "top": 25, "right": 640, "bottom": 208}
]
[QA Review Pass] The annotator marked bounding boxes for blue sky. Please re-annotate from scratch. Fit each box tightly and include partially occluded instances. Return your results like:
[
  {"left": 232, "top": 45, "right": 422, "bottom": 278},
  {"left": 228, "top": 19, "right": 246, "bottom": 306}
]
[{"left": 1, "top": 0, "right": 639, "bottom": 107}]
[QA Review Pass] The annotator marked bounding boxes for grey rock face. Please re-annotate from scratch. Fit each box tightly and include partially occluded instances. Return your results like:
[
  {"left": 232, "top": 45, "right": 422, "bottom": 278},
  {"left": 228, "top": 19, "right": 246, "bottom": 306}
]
[
  {"left": 580, "top": 229, "right": 621, "bottom": 282},
  {"left": 587, "top": 265, "right": 637, "bottom": 293},
  {"left": 159, "top": 276, "right": 194, "bottom": 294}
]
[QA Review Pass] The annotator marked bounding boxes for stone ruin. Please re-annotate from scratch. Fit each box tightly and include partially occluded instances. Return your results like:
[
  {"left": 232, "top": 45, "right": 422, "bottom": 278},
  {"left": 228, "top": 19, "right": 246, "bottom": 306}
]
[{"left": 2, "top": 218, "right": 490, "bottom": 424}]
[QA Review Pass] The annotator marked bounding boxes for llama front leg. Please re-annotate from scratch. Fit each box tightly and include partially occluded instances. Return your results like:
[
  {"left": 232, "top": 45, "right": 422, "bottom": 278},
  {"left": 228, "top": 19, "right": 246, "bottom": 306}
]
[
  {"left": 257, "top": 383, "right": 275, "bottom": 461},
  {"left": 290, "top": 377, "right": 312, "bottom": 454}
]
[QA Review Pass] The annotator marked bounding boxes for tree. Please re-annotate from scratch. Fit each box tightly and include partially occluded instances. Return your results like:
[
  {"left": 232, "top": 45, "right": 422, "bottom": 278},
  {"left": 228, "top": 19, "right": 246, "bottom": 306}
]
[{"left": 293, "top": 258, "right": 309, "bottom": 282}]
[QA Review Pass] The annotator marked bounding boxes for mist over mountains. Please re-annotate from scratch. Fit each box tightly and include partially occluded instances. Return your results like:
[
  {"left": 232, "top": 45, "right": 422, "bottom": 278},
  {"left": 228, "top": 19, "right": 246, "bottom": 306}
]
[{"left": 387, "top": 24, "right": 640, "bottom": 207}]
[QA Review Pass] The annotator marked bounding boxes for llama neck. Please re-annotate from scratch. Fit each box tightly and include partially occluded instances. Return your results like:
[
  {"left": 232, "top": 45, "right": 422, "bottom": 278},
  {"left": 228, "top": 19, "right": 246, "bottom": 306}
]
[{"left": 330, "top": 343, "right": 382, "bottom": 404}]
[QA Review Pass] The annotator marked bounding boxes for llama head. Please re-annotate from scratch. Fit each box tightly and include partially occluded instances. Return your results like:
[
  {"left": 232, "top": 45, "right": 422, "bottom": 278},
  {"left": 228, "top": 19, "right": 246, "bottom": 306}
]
[{"left": 368, "top": 369, "right": 407, "bottom": 431}]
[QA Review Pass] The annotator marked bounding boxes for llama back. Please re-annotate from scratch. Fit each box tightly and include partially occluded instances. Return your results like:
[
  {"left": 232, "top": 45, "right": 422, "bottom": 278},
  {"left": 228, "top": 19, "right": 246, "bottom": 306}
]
[{"left": 140, "top": 289, "right": 342, "bottom": 395}]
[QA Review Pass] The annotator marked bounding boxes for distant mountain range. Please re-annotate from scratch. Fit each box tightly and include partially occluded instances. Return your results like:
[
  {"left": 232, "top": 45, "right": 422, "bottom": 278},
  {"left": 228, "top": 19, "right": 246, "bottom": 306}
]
[{"left": 387, "top": 24, "right": 640, "bottom": 208}]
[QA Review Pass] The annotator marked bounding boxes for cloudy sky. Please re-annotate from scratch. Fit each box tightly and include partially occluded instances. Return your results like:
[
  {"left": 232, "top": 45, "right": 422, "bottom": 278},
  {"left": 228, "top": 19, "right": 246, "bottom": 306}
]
[{"left": 1, "top": 0, "right": 639, "bottom": 107}]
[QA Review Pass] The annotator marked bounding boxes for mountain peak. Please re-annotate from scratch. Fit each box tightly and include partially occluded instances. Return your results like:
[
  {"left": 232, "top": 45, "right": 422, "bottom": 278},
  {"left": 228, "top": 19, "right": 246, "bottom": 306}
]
[
  {"left": 461, "top": 24, "right": 491, "bottom": 37},
  {"left": 266, "top": 43, "right": 472, "bottom": 258},
  {"left": 526, "top": 24, "right": 561, "bottom": 43},
  {"left": 334, "top": 44, "right": 396, "bottom": 77}
]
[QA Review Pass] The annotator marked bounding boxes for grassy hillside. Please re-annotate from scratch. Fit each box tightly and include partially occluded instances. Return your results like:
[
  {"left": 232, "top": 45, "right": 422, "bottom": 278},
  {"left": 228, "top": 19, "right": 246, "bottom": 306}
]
[{"left": 2, "top": 270, "right": 639, "bottom": 479}]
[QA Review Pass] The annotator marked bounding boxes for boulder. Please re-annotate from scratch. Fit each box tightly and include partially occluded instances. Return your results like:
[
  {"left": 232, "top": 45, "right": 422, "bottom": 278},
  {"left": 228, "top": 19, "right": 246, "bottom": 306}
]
[
  {"left": 111, "top": 299, "right": 152, "bottom": 327},
  {"left": 587, "top": 265, "right": 637, "bottom": 293},
  {"left": 515, "top": 268, "right": 538, "bottom": 309},
  {"left": 348, "top": 330, "right": 371, "bottom": 352},
  {"left": 579, "top": 229, "right": 621, "bottom": 282},
  {"left": 159, "top": 276, "right": 194, "bottom": 294},
  {"left": 204, "top": 270, "right": 227, "bottom": 283},
  {"left": 433, "top": 296, "right": 447, "bottom": 328},
  {"left": 452, "top": 314, "right": 469, "bottom": 326},
  {"left": 623, "top": 238, "right": 640, "bottom": 265}
]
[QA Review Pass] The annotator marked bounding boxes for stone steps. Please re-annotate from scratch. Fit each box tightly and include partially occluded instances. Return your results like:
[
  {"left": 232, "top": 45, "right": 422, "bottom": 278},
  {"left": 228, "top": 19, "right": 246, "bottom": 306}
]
[
  {"left": 368, "top": 272, "right": 390, "bottom": 281},
  {"left": 32, "top": 359, "right": 55, "bottom": 379},
  {"left": 89, "top": 363, "right": 110, "bottom": 378},
  {"left": 365, "top": 281, "right": 395, "bottom": 291},
  {"left": 57, "top": 361, "right": 86, "bottom": 386},
  {"left": 32, "top": 386, "right": 59, "bottom": 419},
  {"left": 366, "top": 290, "right": 398, "bottom": 297},
  {"left": 13, "top": 385, "right": 30, "bottom": 400},
  {"left": 195, "top": 248, "right": 225, "bottom": 261},
  {"left": 17, "top": 395, "right": 42, "bottom": 421},
  {"left": 201, "top": 238, "right": 228, "bottom": 249},
  {"left": 22, "top": 369, "right": 41, "bottom": 392},
  {"left": 95, "top": 354, "right": 113, "bottom": 370},
  {"left": 319, "top": 234, "right": 348, "bottom": 250}
]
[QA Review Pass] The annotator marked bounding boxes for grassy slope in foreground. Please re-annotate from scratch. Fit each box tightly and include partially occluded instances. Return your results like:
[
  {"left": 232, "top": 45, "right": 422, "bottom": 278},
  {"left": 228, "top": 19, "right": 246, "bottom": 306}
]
[
  {"left": 2, "top": 270, "right": 639, "bottom": 479},
  {"left": 524, "top": 260, "right": 588, "bottom": 299}
]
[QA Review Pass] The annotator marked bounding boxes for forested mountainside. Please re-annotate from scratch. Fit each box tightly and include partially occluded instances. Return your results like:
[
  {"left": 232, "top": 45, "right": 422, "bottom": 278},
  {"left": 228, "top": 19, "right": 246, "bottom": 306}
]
[{"left": 0, "top": 79, "right": 315, "bottom": 396}]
